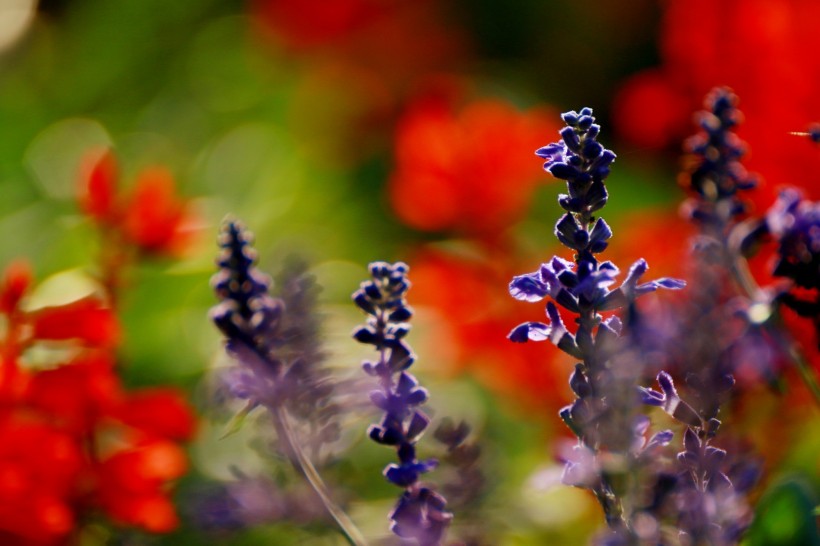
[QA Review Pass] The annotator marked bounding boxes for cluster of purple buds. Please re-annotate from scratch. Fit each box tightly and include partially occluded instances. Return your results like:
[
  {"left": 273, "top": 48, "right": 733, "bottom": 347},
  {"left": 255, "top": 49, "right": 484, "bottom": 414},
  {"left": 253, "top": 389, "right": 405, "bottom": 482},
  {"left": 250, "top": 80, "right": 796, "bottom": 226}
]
[
  {"left": 682, "top": 88, "right": 757, "bottom": 230},
  {"left": 767, "top": 189, "right": 820, "bottom": 292},
  {"left": 509, "top": 108, "right": 685, "bottom": 532},
  {"left": 210, "top": 220, "right": 287, "bottom": 408},
  {"left": 353, "top": 261, "right": 452, "bottom": 545}
]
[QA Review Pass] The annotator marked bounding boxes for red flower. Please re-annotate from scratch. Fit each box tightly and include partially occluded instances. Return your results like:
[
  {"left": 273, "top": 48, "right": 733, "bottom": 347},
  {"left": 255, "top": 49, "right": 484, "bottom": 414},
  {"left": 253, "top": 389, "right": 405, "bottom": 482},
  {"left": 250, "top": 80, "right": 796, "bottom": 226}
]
[
  {"left": 26, "top": 354, "right": 122, "bottom": 435},
  {"left": 78, "top": 150, "right": 198, "bottom": 257},
  {"left": 0, "top": 261, "right": 32, "bottom": 316},
  {"left": 96, "top": 439, "right": 188, "bottom": 533},
  {"left": 614, "top": 0, "right": 820, "bottom": 212},
  {"left": 388, "top": 96, "right": 560, "bottom": 236},
  {"left": 30, "top": 298, "right": 120, "bottom": 348},
  {"left": 0, "top": 262, "right": 196, "bottom": 541},
  {"left": 115, "top": 389, "right": 197, "bottom": 441},
  {"left": 407, "top": 247, "right": 571, "bottom": 413},
  {"left": 120, "top": 167, "right": 195, "bottom": 256},
  {"left": 0, "top": 416, "right": 82, "bottom": 545},
  {"left": 79, "top": 150, "right": 118, "bottom": 224}
]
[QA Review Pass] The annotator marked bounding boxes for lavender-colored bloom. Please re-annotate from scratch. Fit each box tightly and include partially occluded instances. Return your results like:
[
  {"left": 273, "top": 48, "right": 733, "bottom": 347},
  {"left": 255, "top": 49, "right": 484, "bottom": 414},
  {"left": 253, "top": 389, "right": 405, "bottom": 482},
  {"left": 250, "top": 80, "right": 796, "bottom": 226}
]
[
  {"left": 509, "top": 108, "right": 684, "bottom": 537},
  {"left": 683, "top": 88, "right": 757, "bottom": 231},
  {"left": 211, "top": 222, "right": 337, "bottom": 436},
  {"left": 353, "top": 261, "right": 452, "bottom": 545},
  {"left": 767, "top": 189, "right": 820, "bottom": 291},
  {"left": 433, "top": 419, "right": 485, "bottom": 510},
  {"left": 211, "top": 219, "right": 365, "bottom": 546}
]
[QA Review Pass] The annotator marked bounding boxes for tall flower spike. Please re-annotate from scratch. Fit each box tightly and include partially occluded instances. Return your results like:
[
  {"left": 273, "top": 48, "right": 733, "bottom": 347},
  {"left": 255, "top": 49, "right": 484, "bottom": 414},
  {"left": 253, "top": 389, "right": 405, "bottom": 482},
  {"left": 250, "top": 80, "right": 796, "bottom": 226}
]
[
  {"left": 509, "top": 108, "right": 684, "bottom": 539},
  {"left": 353, "top": 262, "right": 452, "bottom": 545},
  {"left": 681, "top": 88, "right": 757, "bottom": 231},
  {"left": 211, "top": 219, "right": 366, "bottom": 546}
]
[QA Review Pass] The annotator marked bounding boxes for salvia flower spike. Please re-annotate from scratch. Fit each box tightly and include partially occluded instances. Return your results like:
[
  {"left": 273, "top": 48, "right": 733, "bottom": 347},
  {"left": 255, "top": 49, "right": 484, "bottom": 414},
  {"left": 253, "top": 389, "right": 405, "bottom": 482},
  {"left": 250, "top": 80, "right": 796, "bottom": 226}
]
[
  {"left": 510, "top": 108, "right": 685, "bottom": 537},
  {"left": 353, "top": 261, "right": 452, "bottom": 545},
  {"left": 211, "top": 219, "right": 367, "bottom": 546}
]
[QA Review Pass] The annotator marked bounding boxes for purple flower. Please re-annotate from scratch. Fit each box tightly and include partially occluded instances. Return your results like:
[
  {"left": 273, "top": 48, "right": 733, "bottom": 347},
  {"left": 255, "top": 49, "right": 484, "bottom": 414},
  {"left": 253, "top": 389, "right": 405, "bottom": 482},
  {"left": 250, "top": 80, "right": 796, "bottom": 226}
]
[
  {"left": 682, "top": 88, "right": 758, "bottom": 232},
  {"left": 509, "top": 108, "right": 684, "bottom": 537},
  {"left": 767, "top": 189, "right": 820, "bottom": 290},
  {"left": 353, "top": 261, "right": 452, "bottom": 544}
]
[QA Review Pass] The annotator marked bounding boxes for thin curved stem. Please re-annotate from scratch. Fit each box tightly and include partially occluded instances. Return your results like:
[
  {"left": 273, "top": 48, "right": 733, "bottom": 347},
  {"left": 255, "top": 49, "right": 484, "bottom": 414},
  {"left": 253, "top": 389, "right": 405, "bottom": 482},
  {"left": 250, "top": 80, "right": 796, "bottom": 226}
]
[{"left": 271, "top": 405, "right": 369, "bottom": 546}]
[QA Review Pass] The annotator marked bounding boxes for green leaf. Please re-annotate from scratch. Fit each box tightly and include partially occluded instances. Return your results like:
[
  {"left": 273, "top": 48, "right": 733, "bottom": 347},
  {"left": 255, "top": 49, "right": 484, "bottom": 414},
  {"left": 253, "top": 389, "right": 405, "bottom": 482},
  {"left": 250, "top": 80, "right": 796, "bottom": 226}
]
[
  {"left": 745, "top": 478, "right": 820, "bottom": 546},
  {"left": 219, "top": 401, "right": 258, "bottom": 440}
]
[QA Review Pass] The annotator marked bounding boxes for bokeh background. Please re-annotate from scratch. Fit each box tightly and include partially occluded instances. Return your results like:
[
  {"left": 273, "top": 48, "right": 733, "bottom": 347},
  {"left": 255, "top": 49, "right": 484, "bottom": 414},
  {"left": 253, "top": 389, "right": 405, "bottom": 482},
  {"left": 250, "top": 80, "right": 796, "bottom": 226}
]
[{"left": 1, "top": 0, "right": 819, "bottom": 544}]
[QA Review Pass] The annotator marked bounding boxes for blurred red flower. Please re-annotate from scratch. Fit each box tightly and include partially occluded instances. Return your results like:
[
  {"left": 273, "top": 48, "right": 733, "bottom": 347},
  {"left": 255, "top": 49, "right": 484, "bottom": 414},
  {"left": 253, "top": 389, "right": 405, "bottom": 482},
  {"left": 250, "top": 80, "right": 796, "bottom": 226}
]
[
  {"left": 408, "top": 247, "right": 572, "bottom": 414},
  {"left": 79, "top": 150, "right": 198, "bottom": 257},
  {"left": 0, "top": 263, "right": 195, "bottom": 543},
  {"left": 389, "top": 95, "right": 560, "bottom": 236},
  {"left": 613, "top": 0, "right": 820, "bottom": 212}
]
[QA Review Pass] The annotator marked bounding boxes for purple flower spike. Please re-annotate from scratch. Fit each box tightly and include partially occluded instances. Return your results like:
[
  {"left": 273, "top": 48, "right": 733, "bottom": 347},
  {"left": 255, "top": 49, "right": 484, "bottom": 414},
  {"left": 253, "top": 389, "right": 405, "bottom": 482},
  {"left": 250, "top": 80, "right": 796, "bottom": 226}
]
[{"left": 353, "top": 262, "right": 451, "bottom": 544}]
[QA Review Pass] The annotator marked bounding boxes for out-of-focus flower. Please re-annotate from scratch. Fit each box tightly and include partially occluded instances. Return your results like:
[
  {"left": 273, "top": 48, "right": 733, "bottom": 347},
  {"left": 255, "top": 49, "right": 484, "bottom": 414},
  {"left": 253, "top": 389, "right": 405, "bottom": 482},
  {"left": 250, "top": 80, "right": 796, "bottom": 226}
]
[
  {"left": 0, "top": 261, "right": 195, "bottom": 543},
  {"left": 251, "top": 0, "right": 386, "bottom": 50},
  {"left": 78, "top": 150, "right": 198, "bottom": 257},
  {"left": 389, "top": 96, "right": 560, "bottom": 236},
  {"left": 614, "top": 0, "right": 820, "bottom": 211},
  {"left": 407, "top": 247, "right": 571, "bottom": 413},
  {"left": 251, "top": 0, "right": 466, "bottom": 83},
  {"left": 210, "top": 220, "right": 362, "bottom": 543},
  {"left": 766, "top": 189, "right": 820, "bottom": 291}
]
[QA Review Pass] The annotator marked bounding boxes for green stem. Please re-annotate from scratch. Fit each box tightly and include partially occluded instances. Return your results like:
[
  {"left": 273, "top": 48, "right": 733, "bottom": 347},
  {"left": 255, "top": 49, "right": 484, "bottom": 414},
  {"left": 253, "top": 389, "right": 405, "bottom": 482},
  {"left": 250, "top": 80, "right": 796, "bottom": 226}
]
[{"left": 271, "top": 406, "right": 369, "bottom": 546}]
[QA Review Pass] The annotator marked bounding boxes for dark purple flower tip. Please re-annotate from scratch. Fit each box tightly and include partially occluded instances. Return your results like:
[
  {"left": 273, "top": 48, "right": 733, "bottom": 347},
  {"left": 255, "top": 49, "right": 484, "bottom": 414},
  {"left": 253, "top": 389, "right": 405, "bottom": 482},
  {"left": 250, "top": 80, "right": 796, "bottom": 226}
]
[
  {"left": 555, "top": 213, "right": 589, "bottom": 250},
  {"left": 369, "top": 424, "right": 402, "bottom": 445},
  {"left": 353, "top": 326, "right": 379, "bottom": 345},
  {"left": 369, "top": 390, "right": 390, "bottom": 411},
  {"left": 577, "top": 115, "right": 594, "bottom": 131},
  {"left": 704, "top": 446, "right": 727, "bottom": 470},
  {"left": 683, "top": 427, "right": 701, "bottom": 454},
  {"left": 588, "top": 218, "right": 612, "bottom": 253},
  {"left": 407, "top": 411, "right": 430, "bottom": 440},
  {"left": 385, "top": 464, "right": 420, "bottom": 487},
  {"left": 561, "top": 126, "right": 582, "bottom": 152},
  {"left": 385, "top": 459, "right": 438, "bottom": 487},
  {"left": 585, "top": 180, "right": 608, "bottom": 211},
  {"left": 363, "top": 281, "right": 381, "bottom": 300},
  {"left": 638, "top": 386, "right": 665, "bottom": 406},
  {"left": 369, "top": 261, "right": 391, "bottom": 278},
  {"left": 388, "top": 306, "right": 412, "bottom": 322},
  {"left": 507, "top": 321, "right": 550, "bottom": 343},
  {"left": 654, "top": 371, "right": 678, "bottom": 403},
  {"left": 579, "top": 107, "right": 593, "bottom": 117},
  {"left": 535, "top": 142, "right": 565, "bottom": 159},
  {"left": 353, "top": 291, "right": 375, "bottom": 314},
  {"left": 388, "top": 324, "right": 410, "bottom": 340},
  {"left": 561, "top": 111, "right": 580, "bottom": 125},
  {"left": 647, "top": 429, "right": 674, "bottom": 449},
  {"left": 509, "top": 272, "right": 549, "bottom": 302},
  {"left": 569, "top": 364, "right": 592, "bottom": 398},
  {"left": 548, "top": 162, "right": 580, "bottom": 181}
]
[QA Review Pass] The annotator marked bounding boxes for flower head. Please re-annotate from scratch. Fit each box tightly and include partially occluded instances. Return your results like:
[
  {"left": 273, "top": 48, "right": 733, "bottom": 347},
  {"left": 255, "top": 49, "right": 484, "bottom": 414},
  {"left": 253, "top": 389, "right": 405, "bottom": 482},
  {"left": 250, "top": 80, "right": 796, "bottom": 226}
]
[{"left": 353, "top": 261, "right": 452, "bottom": 544}]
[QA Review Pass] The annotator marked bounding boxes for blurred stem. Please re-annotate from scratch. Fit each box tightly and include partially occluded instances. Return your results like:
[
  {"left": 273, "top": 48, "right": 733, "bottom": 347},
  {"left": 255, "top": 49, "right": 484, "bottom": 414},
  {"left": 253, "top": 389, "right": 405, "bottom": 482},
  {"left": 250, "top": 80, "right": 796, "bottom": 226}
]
[{"left": 271, "top": 405, "right": 368, "bottom": 546}]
